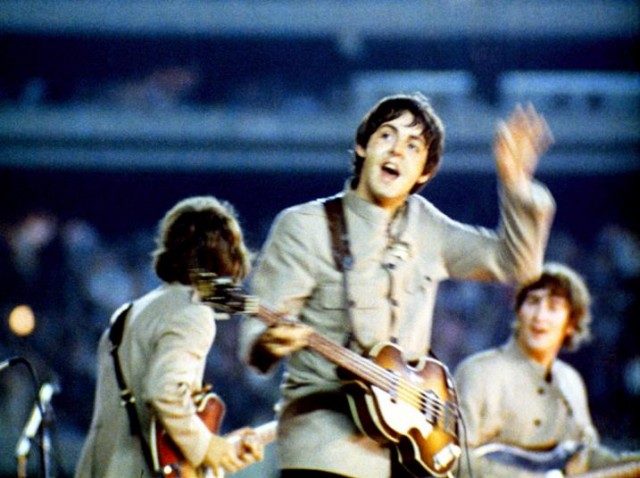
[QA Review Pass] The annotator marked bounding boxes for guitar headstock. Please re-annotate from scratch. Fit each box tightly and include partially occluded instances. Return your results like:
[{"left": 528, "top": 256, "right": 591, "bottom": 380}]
[{"left": 191, "top": 270, "right": 259, "bottom": 315}]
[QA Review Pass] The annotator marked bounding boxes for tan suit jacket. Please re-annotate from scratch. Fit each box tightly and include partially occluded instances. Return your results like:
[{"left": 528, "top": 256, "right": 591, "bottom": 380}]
[
  {"left": 75, "top": 283, "right": 215, "bottom": 478},
  {"left": 455, "top": 338, "right": 639, "bottom": 477},
  {"left": 242, "top": 182, "right": 555, "bottom": 477}
]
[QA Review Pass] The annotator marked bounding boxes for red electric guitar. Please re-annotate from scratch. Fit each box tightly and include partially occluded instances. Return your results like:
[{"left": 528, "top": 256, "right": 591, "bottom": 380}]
[{"left": 150, "top": 388, "right": 277, "bottom": 478}]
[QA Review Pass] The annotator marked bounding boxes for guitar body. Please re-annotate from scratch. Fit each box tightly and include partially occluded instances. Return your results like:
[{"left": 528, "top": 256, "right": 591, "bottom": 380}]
[
  {"left": 151, "top": 391, "right": 225, "bottom": 478},
  {"left": 343, "top": 342, "right": 460, "bottom": 477}
]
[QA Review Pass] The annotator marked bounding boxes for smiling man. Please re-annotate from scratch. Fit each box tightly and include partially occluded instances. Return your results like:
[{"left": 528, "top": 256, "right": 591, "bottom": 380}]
[
  {"left": 454, "top": 262, "right": 640, "bottom": 477},
  {"left": 241, "top": 93, "right": 556, "bottom": 478}
]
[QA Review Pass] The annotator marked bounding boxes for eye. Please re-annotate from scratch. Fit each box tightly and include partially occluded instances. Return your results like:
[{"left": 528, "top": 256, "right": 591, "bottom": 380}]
[
  {"left": 524, "top": 296, "right": 540, "bottom": 307},
  {"left": 548, "top": 298, "right": 566, "bottom": 311},
  {"left": 408, "top": 141, "right": 423, "bottom": 153}
]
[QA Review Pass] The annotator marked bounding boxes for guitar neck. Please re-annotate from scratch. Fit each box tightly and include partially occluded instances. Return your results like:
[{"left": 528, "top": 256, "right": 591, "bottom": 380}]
[
  {"left": 258, "top": 306, "right": 388, "bottom": 389},
  {"left": 253, "top": 420, "right": 278, "bottom": 446},
  {"left": 228, "top": 420, "right": 278, "bottom": 454},
  {"left": 574, "top": 461, "right": 640, "bottom": 478},
  {"left": 257, "top": 306, "right": 452, "bottom": 429}
]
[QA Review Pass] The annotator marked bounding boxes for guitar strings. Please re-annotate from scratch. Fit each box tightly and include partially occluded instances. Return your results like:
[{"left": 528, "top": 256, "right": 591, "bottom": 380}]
[
  {"left": 258, "top": 306, "right": 458, "bottom": 434},
  {"left": 309, "top": 331, "right": 456, "bottom": 433}
]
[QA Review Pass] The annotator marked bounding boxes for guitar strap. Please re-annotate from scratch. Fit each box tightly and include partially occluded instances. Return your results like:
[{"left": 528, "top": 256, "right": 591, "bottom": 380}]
[
  {"left": 323, "top": 195, "right": 356, "bottom": 347},
  {"left": 323, "top": 195, "right": 353, "bottom": 274},
  {"left": 108, "top": 302, "right": 159, "bottom": 476},
  {"left": 324, "top": 196, "right": 421, "bottom": 476}
]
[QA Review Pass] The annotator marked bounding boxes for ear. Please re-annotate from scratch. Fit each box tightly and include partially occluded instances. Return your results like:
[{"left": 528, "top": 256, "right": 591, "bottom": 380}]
[
  {"left": 355, "top": 144, "right": 367, "bottom": 158},
  {"left": 565, "top": 322, "right": 576, "bottom": 338},
  {"left": 415, "top": 172, "right": 432, "bottom": 186}
]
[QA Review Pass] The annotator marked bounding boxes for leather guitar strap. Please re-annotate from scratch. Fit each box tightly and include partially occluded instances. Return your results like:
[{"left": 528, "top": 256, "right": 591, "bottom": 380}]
[
  {"left": 108, "top": 302, "right": 159, "bottom": 476},
  {"left": 323, "top": 195, "right": 356, "bottom": 347},
  {"left": 323, "top": 195, "right": 353, "bottom": 274},
  {"left": 323, "top": 196, "right": 411, "bottom": 475}
]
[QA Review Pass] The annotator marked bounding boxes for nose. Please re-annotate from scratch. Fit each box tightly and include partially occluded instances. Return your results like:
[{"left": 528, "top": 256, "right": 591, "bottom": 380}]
[
  {"left": 531, "top": 302, "right": 551, "bottom": 322},
  {"left": 390, "top": 139, "right": 404, "bottom": 157}
]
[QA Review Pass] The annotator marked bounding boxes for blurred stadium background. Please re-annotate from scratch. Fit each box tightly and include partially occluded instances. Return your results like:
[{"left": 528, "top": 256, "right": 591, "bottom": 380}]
[{"left": 1, "top": 1, "right": 638, "bottom": 477}]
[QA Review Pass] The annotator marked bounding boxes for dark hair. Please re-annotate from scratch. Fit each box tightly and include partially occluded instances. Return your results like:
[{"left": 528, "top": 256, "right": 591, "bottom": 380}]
[
  {"left": 153, "top": 196, "right": 251, "bottom": 285},
  {"left": 514, "top": 262, "right": 592, "bottom": 351},
  {"left": 352, "top": 92, "right": 445, "bottom": 194}
]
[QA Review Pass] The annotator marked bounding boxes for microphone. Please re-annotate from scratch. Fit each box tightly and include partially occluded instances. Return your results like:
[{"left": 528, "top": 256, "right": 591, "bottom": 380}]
[
  {"left": 15, "top": 382, "right": 59, "bottom": 458},
  {"left": 0, "top": 356, "right": 23, "bottom": 372}
]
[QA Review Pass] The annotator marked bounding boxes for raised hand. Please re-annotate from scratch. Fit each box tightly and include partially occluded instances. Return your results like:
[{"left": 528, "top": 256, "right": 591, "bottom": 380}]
[{"left": 494, "top": 103, "right": 554, "bottom": 195}]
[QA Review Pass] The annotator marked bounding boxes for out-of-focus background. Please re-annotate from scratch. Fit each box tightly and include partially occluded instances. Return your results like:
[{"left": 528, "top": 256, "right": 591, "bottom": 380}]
[{"left": 1, "top": 1, "right": 638, "bottom": 477}]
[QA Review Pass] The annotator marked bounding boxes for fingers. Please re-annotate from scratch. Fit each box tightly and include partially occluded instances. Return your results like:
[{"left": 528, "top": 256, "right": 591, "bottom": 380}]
[
  {"left": 509, "top": 102, "right": 554, "bottom": 157},
  {"left": 218, "top": 452, "right": 246, "bottom": 474},
  {"left": 494, "top": 102, "right": 554, "bottom": 188},
  {"left": 260, "top": 322, "right": 312, "bottom": 357},
  {"left": 240, "top": 431, "right": 265, "bottom": 462}
]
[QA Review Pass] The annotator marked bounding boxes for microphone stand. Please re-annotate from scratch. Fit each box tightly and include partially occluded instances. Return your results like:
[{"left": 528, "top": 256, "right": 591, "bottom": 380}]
[{"left": 14, "top": 379, "right": 58, "bottom": 478}]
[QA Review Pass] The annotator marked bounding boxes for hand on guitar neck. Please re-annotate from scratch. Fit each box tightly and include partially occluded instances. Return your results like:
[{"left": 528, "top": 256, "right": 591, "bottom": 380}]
[
  {"left": 151, "top": 390, "right": 277, "bottom": 478},
  {"left": 258, "top": 320, "right": 313, "bottom": 358},
  {"left": 203, "top": 429, "right": 264, "bottom": 477}
]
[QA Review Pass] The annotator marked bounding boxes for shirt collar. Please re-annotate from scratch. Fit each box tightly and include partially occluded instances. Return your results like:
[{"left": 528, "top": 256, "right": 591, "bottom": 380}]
[{"left": 503, "top": 336, "right": 553, "bottom": 381}]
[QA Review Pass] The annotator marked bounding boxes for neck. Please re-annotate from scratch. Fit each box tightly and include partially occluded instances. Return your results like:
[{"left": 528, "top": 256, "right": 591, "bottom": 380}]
[
  {"left": 364, "top": 192, "right": 407, "bottom": 215},
  {"left": 517, "top": 338, "right": 557, "bottom": 372}
]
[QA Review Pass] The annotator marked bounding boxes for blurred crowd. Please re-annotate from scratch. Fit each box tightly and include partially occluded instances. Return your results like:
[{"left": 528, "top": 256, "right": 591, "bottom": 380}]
[{"left": 1, "top": 207, "right": 639, "bottom": 476}]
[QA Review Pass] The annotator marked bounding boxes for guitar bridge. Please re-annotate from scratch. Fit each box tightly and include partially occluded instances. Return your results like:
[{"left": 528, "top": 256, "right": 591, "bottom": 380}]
[{"left": 433, "top": 443, "right": 462, "bottom": 472}]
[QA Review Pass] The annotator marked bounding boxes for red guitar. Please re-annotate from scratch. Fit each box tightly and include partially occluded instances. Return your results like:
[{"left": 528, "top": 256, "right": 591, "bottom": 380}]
[
  {"left": 150, "top": 389, "right": 277, "bottom": 478},
  {"left": 194, "top": 273, "right": 461, "bottom": 478}
]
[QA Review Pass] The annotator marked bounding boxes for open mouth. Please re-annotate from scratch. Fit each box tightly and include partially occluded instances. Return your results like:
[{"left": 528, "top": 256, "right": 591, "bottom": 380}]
[
  {"left": 381, "top": 162, "right": 400, "bottom": 179},
  {"left": 530, "top": 327, "right": 547, "bottom": 338}
]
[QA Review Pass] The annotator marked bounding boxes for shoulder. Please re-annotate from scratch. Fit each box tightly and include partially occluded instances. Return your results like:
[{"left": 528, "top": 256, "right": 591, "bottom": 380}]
[
  {"left": 140, "top": 284, "right": 214, "bottom": 331},
  {"left": 553, "top": 358, "right": 586, "bottom": 388},
  {"left": 455, "top": 344, "right": 521, "bottom": 388},
  {"left": 455, "top": 347, "right": 504, "bottom": 376},
  {"left": 408, "top": 194, "right": 444, "bottom": 217},
  {"left": 270, "top": 197, "right": 333, "bottom": 234},
  {"left": 407, "top": 194, "right": 462, "bottom": 230}
]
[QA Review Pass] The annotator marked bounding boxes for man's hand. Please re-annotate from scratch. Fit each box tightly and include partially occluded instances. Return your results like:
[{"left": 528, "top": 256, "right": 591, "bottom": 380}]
[
  {"left": 494, "top": 103, "right": 554, "bottom": 195},
  {"left": 203, "top": 434, "right": 243, "bottom": 476},
  {"left": 229, "top": 427, "right": 266, "bottom": 463},
  {"left": 258, "top": 321, "right": 312, "bottom": 358}
]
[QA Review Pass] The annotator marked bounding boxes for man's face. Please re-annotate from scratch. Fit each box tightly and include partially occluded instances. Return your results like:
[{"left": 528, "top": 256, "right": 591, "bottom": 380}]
[
  {"left": 354, "top": 111, "right": 431, "bottom": 211},
  {"left": 516, "top": 287, "right": 574, "bottom": 366}
]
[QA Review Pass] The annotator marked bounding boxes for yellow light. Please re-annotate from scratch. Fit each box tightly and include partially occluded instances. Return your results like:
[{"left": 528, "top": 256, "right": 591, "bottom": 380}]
[{"left": 8, "top": 305, "right": 36, "bottom": 337}]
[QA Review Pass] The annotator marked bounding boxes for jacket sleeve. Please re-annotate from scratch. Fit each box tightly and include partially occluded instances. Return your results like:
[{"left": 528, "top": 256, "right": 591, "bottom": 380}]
[
  {"left": 441, "top": 180, "right": 555, "bottom": 285},
  {"left": 240, "top": 207, "right": 319, "bottom": 373},
  {"left": 143, "top": 303, "right": 216, "bottom": 467}
]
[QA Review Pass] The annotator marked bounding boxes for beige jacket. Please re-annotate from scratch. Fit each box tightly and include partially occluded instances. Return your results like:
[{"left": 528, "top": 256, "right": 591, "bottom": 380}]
[
  {"left": 242, "top": 182, "right": 555, "bottom": 478},
  {"left": 75, "top": 283, "right": 216, "bottom": 478},
  {"left": 454, "top": 338, "right": 638, "bottom": 477}
]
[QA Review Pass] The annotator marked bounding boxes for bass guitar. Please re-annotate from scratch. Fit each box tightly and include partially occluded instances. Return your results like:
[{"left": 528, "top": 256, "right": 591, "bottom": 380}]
[
  {"left": 194, "top": 273, "right": 461, "bottom": 478},
  {"left": 150, "top": 388, "right": 277, "bottom": 478}
]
